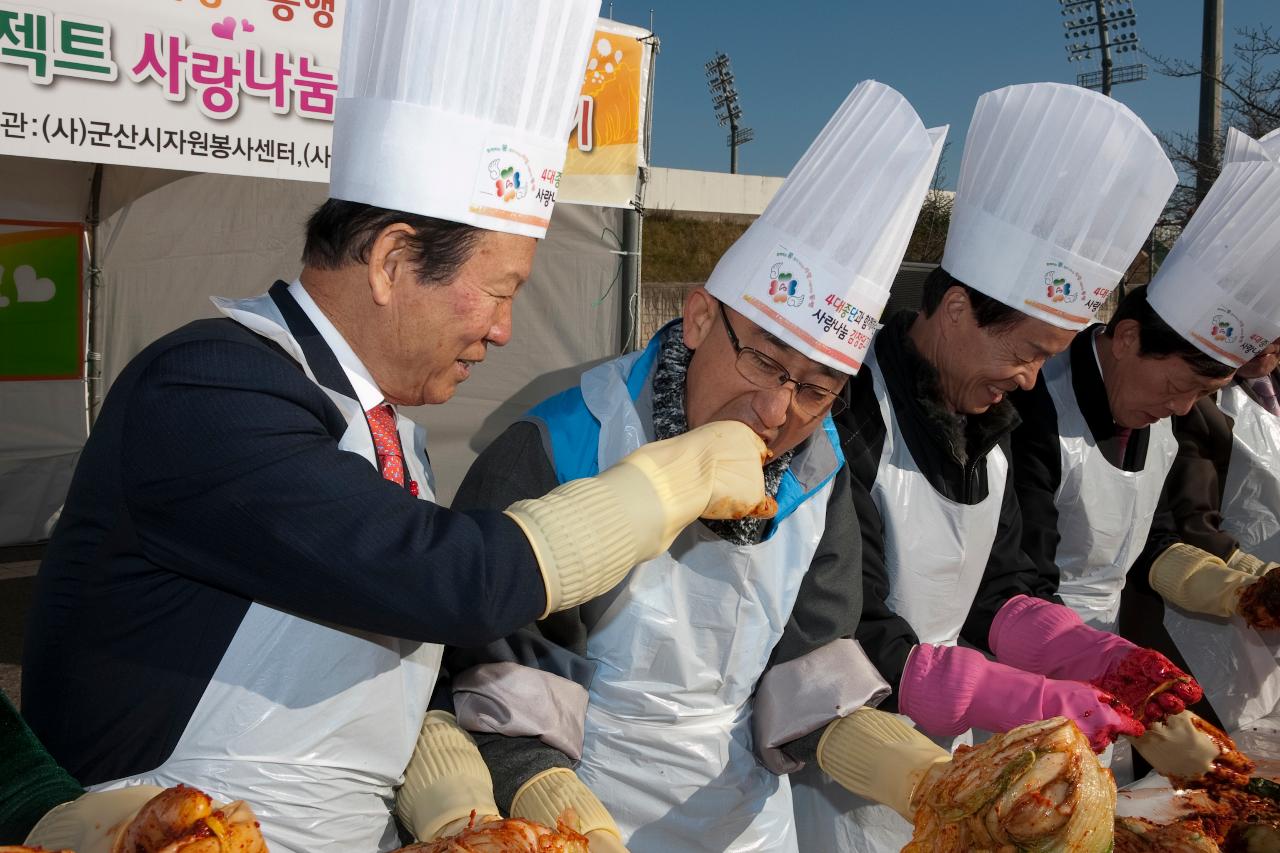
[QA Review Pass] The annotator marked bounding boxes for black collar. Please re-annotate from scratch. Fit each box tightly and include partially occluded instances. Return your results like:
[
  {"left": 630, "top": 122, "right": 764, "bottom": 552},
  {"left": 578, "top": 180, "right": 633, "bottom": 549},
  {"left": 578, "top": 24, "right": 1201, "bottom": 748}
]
[
  {"left": 1069, "top": 326, "right": 1119, "bottom": 443},
  {"left": 267, "top": 280, "right": 361, "bottom": 403},
  {"left": 874, "top": 311, "right": 1021, "bottom": 467},
  {"left": 1069, "top": 325, "right": 1152, "bottom": 470}
]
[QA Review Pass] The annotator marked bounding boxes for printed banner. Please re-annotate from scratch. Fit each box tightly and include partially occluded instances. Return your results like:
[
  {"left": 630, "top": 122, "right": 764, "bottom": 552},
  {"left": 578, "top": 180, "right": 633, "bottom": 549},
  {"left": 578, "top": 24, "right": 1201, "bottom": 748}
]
[
  {"left": 0, "top": 3, "right": 650, "bottom": 204},
  {"left": 0, "top": 0, "right": 340, "bottom": 182},
  {"left": 0, "top": 219, "right": 84, "bottom": 380},
  {"left": 562, "top": 19, "right": 652, "bottom": 207}
]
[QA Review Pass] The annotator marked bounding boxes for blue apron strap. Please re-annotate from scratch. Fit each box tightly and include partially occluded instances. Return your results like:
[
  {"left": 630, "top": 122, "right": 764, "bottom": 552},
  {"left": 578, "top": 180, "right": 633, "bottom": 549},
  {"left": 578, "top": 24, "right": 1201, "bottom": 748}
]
[{"left": 526, "top": 325, "right": 670, "bottom": 484}]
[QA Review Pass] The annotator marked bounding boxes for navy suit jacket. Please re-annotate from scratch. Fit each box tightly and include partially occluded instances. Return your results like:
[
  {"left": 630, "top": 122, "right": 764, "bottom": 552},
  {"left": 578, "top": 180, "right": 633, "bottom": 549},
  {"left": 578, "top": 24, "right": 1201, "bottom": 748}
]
[{"left": 22, "top": 286, "right": 544, "bottom": 785}]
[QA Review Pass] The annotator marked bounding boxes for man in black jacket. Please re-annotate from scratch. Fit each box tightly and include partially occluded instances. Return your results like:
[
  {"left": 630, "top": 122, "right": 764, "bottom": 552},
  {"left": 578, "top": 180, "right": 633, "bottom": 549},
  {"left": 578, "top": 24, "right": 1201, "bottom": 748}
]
[
  {"left": 802, "top": 82, "right": 1195, "bottom": 852},
  {"left": 1011, "top": 286, "right": 1234, "bottom": 633},
  {"left": 433, "top": 78, "right": 951, "bottom": 853}
]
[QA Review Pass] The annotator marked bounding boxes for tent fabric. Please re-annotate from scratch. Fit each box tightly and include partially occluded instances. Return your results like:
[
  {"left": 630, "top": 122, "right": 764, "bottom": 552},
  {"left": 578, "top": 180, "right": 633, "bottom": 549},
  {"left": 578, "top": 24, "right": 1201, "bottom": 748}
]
[
  {"left": 0, "top": 155, "right": 187, "bottom": 545},
  {"left": 0, "top": 155, "right": 186, "bottom": 222}
]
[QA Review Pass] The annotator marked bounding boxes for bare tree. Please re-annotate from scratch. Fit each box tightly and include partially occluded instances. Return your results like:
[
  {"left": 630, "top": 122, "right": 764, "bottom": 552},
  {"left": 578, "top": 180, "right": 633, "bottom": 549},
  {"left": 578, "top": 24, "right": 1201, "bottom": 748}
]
[
  {"left": 1148, "top": 25, "right": 1280, "bottom": 225},
  {"left": 905, "top": 141, "right": 953, "bottom": 263}
]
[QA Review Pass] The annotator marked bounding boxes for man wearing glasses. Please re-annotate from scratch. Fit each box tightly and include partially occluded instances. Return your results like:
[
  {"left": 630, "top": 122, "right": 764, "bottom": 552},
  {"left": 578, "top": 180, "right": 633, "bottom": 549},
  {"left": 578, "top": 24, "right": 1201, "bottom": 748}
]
[{"left": 430, "top": 81, "right": 945, "bottom": 852}]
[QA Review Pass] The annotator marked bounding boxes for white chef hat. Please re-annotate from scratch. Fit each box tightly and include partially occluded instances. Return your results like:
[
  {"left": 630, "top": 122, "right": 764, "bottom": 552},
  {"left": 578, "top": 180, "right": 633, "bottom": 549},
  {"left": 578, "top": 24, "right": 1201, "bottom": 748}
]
[
  {"left": 1148, "top": 132, "right": 1280, "bottom": 367},
  {"left": 328, "top": 0, "right": 600, "bottom": 239},
  {"left": 1224, "top": 126, "right": 1280, "bottom": 165},
  {"left": 942, "top": 83, "right": 1176, "bottom": 331},
  {"left": 704, "top": 80, "right": 946, "bottom": 375}
]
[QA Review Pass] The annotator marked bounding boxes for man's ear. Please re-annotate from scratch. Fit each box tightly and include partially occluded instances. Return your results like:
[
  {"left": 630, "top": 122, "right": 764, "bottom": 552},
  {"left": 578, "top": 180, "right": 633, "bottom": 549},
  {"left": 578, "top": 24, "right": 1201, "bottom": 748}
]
[
  {"left": 683, "top": 287, "right": 719, "bottom": 350},
  {"left": 940, "top": 285, "right": 972, "bottom": 329},
  {"left": 1111, "top": 318, "right": 1142, "bottom": 361},
  {"left": 366, "top": 223, "right": 416, "bottom": 307}
]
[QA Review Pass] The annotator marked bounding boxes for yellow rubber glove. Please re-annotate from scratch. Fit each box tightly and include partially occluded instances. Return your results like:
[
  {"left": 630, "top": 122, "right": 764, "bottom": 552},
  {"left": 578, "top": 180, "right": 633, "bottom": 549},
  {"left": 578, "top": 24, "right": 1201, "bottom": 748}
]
[
  {"left": 816, "top": 708, "right": 950, "bottom": 819},
  {"left": 506, "top": 420, "right": 772, "bottom": 616},
  {"left": 25, "top": 786, "right": 165, "bottom": 853},
  {"left": 1227, "top": 548, "right": 1279, "bottom": 577},
  {"left": 510, "top": 768, "right": 623, "bottom": 844},
  {"left": 585, "top": 828, "right": 630, "bottom": 852},
  {"left": 25, "top": 786, "right": 265, "bottom": 853},
  {"left": 1131, "top": 711, "right": 1255, "bottom": 786},
  {"left": 396, "top": 711, "right": 501, "bottom": 842},
  {"left": 1149, "top": 543, "right": 1258, "bottom": 618}
]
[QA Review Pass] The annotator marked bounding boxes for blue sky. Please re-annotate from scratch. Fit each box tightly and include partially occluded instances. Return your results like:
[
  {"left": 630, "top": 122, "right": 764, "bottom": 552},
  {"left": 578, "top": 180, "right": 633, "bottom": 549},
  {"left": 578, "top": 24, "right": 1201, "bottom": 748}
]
[{"left": 608, "top": 0, "right": 1277, "bottom": 187}]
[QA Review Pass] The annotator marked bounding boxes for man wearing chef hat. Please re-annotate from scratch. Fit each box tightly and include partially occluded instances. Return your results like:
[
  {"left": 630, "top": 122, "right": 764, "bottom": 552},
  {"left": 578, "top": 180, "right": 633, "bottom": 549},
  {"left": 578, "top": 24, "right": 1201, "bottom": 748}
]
[
  {"left": 1028, "top": 126, "right": 1280, "bottom": 741},
  {"left": 18, "top": 2, "right": 773, "bottom": 852},
  {"left": 418, "top": 80, "right": 947, "bottom": 853},
  {"left": 791, "top": 82, "right": 1198, "bottom": 852}
]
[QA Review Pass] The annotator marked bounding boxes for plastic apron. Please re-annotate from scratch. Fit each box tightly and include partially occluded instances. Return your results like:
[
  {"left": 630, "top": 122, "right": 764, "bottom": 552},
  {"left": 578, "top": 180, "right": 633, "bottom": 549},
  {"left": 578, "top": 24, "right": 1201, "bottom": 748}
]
[
  {"left": 87, "top": 286, "right": 444, "bottom": 853},
  {"left": 1163, "top": 383, "right": 1280, "bottom": 730},
  {"left": 569, "top": 351, "right": 834, "bottom": 853},
  {"left": 1043, "top": 350, "right": 1177, "bottom": 632},
  {"left": 791, "top": 349, "right": 1003, "bottom": 853}
]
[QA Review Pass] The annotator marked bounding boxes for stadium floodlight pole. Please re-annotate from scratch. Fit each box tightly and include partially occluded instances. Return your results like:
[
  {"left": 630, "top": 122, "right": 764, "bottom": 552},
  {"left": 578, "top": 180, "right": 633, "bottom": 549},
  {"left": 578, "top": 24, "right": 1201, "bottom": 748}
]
[
  {"left": 1196, "top": 0, "right": 1224, "bottom": 202},
  {"left": 705, "top": 51, "right": 752, "bottom": 174},
  {"left": 1060, "top": 0, "right": 1146, "bottom": 96}
]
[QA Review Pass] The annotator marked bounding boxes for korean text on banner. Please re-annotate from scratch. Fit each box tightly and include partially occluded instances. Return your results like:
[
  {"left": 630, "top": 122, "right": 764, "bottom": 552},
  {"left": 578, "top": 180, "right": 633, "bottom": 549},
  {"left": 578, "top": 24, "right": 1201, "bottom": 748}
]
[
  {"left": 0, "top": 220, "right": 85, "bottom": 381},
  {"left": 0, "top": 0, "right": 341, "bottom": 182},
  {"left": 0, "top": 4, "right": 650, "bottom": 203}
]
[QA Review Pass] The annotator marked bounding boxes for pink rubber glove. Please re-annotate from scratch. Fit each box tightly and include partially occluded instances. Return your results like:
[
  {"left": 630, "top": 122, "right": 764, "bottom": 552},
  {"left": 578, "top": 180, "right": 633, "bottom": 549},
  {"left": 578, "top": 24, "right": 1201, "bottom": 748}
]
[
  {"left": 898, "top": 643, "right": 1144, "bottom": 753},
  {"left": 988, "top": 595, "right": 1202, "bottom": 725}
]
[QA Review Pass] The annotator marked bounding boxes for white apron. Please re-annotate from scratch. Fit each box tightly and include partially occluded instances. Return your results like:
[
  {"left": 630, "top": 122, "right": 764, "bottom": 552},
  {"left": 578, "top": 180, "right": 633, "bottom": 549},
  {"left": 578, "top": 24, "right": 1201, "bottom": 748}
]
[
  {"left": 1164, "top": 383, "right": 1280, "bottom": 730},
  {"left": 88, "top": 289, "right": 444, "bottom": 853},
  {"left": 571, "top": 352, "right": 833, "bottom": 853},
  {"left": 792, "top": 350, "right": 1003, "bottom": 853},
  {"left": 1043, "top": 350, "right": 1177, "bottom": 631}
]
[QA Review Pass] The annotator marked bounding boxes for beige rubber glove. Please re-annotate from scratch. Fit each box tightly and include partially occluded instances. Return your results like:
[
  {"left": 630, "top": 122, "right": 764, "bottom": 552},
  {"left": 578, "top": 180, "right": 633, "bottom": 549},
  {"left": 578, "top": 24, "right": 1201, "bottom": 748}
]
[
  {"left": 396, "top": 711, "right": 501, "bottom": 841},
  {"left": 25, "top": 786, "right": 165, "bottom": 853},
  {"left": 25, "top": 785, "right": 265, "bottom": 853},
  {"left": 506, "top": 420, "right": 772, "bottom": 616},
  {"left": 1131, "top": 711, "right": 1255, "bottom": 786},
  {"left": 1149, "top": 543, "right": 1258, "bottom": 618},
  {"left": 1227, "top": 548, "right": 1280, "bottom": 577},
  {"left": 816, "top": 708, "right": 950, "bottom": 820},
  {"left": 510, "top": 768, "right": 623, "bottom": 845}
]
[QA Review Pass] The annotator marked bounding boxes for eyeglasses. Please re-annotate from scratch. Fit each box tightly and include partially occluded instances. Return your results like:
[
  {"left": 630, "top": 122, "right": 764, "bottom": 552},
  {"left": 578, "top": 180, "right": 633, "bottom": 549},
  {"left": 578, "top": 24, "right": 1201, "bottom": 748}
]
[{"left": 718, "top": 302, "right": 847, "bottom": 418}]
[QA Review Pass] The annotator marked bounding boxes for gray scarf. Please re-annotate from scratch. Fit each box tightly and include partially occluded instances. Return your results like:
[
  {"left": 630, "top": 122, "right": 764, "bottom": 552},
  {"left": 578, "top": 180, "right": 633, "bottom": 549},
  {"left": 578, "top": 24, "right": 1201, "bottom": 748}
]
[{"left": 651, "top": 321, "right": 794, "bottom": 546}]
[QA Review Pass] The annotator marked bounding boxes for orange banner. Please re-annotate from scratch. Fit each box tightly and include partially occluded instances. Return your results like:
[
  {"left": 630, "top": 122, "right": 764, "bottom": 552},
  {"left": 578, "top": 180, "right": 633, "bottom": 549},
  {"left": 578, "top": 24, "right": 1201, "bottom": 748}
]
[{"left": 560, "top": 20, "right": 652, "bottom": 208}]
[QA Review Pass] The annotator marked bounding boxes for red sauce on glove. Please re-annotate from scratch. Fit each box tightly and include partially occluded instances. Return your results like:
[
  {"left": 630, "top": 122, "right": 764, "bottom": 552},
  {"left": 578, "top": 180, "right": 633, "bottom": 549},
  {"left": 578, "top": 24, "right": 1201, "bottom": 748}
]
[{"left": 1093, "top": 648, "right": 1203, "bottom": 725}]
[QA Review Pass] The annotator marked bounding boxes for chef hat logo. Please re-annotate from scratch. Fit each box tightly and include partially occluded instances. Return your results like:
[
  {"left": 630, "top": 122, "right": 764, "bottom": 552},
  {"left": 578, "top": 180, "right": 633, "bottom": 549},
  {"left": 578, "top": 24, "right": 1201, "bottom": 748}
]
[
  {"left": 1043, "top": 261, "right": 1083, "bottom": 305},
  {"left": 1209, "top": 308, "right": 1241, "bottom": 344},
  {"left": 483, "top": 146, "right": 533, "bottom": 206},
  {"left": 766, "top": 252, "right": 811, "bottom": 307}
]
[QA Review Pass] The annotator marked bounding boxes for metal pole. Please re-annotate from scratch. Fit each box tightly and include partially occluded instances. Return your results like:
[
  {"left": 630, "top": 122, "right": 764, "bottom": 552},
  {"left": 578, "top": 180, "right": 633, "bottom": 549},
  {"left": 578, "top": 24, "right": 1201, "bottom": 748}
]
[
  {"left": 619, "top": 32, "right": 659, "bottom": 353},
  {"left": 620, "top": 207, "right": 641, "bottom": 352},
  {"left": 1196, "top": 0, "right": 1224, "bottom": 201},
  {"left": 85, "top": 164, "right": 103, "bottom": 426},
  {"left": 1094, "top": 0, "right": 1113, "bottom": 96},
  {"left": 729, "top": 118, "right": 738, "bottom": 174}
]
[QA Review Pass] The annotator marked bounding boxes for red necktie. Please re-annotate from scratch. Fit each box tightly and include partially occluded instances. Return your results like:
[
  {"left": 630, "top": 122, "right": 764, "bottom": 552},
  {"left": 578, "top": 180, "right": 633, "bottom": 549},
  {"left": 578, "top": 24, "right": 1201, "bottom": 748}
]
[
  {"left": 1113, "top": 426, "right": 1132, "bottom": 467},
  {"left": 365, "top": 404, "right": 405, "bottom": 486}
]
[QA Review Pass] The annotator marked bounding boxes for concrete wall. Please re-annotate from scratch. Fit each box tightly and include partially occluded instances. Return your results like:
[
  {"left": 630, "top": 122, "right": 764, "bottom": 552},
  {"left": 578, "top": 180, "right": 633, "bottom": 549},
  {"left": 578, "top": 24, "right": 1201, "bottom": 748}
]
[{"left": 645, "top": 166, "right": 784, "bottom": 218}]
